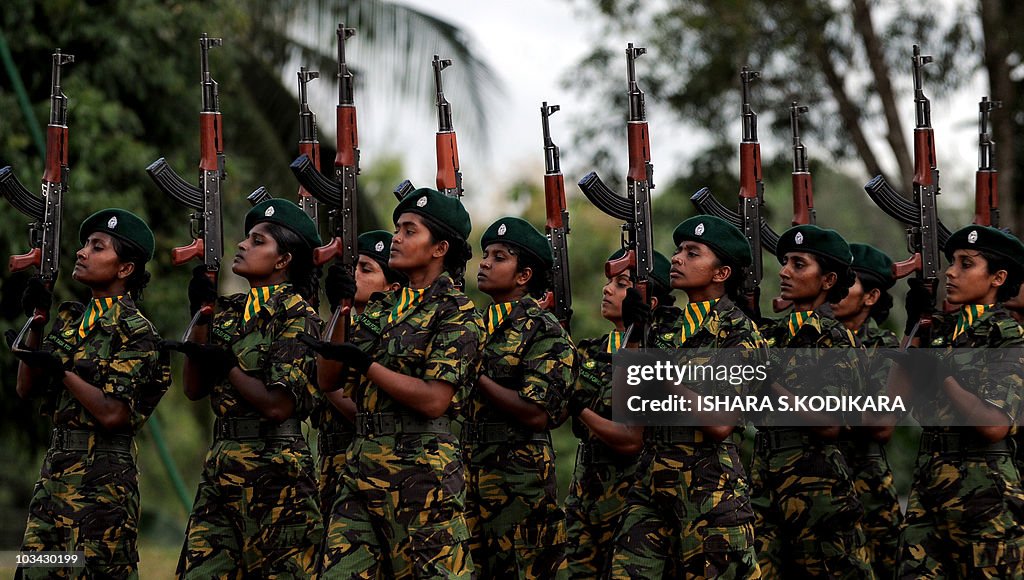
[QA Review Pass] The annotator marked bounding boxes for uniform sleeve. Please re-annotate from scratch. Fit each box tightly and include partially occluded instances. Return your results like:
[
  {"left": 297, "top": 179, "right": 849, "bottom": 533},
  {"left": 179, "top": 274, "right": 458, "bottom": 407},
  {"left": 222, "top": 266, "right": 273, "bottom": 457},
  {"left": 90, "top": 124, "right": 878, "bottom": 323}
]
[
  {"left": 954, "top": 320, "right": 1024, "bottom": 421},
  {"left": 101, "top": 324, "right": 171, "bottom": 430},
  {"left": 422, "top": 297, "right": 483, "bottom": 388},
  {"left": 264, "top": 310, "right": 320, "bottom": 416},
  {"left": 518, "top": 322, "right": 578, "bottom": 421}
]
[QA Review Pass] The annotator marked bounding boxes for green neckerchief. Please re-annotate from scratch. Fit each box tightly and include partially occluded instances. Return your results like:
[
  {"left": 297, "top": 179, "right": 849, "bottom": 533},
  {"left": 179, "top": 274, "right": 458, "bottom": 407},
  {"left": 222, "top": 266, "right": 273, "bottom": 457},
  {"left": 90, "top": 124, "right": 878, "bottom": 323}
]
[
  {"left": 787, "top": 310, "right": 814, "bottom": 339},
  {"left": 388, "top": 287, "right": 425, "bottom": 324},
  {"left": 680, "top": 299, "right": 718, "bottom": 345},
  {"left": 243, "top": 284, "right": 281, "bottom": 323},
  {"left": 606, "top": 330, "right": 625, "bottom": 354},
  {"left": 78, "top": 296, "right": 120, "bottom": 338},
  {"left": 952, "top": 304, "right": 992, "bottom": 341},
  {"left": 485, "top": 301, "right": 515, "bottom": 334}
]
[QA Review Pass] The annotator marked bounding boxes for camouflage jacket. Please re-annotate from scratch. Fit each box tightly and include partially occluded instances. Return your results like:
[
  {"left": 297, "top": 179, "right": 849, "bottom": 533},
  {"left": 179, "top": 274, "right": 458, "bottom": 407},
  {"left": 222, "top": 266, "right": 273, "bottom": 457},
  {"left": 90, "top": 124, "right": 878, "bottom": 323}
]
[
  {"left": 207, "top": 283, "right": 321, "bottom": 419},
  {"left": 857, "top": 318, "right": 899, "bottom": 349},
  {"left": 571, "top": 334, "right": 614, "bottom": 442},
  {"left": 856, "top": 318, "right": 899, "bottom": 398},
  {"left": 466, "top": 295, "right": 577, "bottom": 425},
  {"left": 345, "top": 272, "right": 483, "bottom": 418},
  {"left": 40, "top": 297, "right": 170, "bottom": 434},
  {"left": 915, "top": 305, "right": 1024, "bottom": 424},
  {"left": 759, "top": 303, "right": 865, "bottom": 425}
]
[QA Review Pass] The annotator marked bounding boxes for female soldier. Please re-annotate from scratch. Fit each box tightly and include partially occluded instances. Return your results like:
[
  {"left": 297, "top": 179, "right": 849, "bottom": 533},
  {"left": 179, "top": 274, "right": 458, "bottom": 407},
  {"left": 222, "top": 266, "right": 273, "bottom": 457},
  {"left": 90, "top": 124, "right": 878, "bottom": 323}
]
[
  {"left": 315, "top": 230, "right": 406, "bottom": 522},
  {"left": 895, "top": 225, "right": 1024, "bottom": 577},
  {"left": 464, "top": 217, "right": 577, "bottom": 577},
  {"left": 610, "top": 215, "right": 764, "bottom": 578},
  {"left": 309, "top": 188, "right": 483, "bottom": 578},
  {"left": 750, "top": 224, "right": 873, "bottom": 577},
  {"left": 172, "top": 198, "right": 323, "bottom": 578},
  {"left": 12, "top": 209, "right": 168, "bottom": 578},
  {"left": 562, "top": 249, "right": 672, "bottom": 578},
  {"left": 830, "top": 243, "right": 903, "bottom": 578}
]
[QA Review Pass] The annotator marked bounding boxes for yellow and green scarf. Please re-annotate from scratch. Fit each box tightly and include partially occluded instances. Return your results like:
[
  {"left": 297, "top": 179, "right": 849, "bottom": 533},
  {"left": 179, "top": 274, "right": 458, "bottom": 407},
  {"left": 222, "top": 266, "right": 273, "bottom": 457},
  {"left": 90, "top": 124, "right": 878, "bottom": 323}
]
[
  {"left": 680, "top": 299, "right": 718, "bottom": 345},
  {"left": 606, "top": 330, "right": 625, "bottom": 354},
  {"left": 787, "top": 310, "right": 814, "bottom": 338},
  {"left": 485, "top": 301, "right": 515, "bottom": 334},
  {"left": 243, "top": 284, "right": 281, "bottom": 323},
  {"left": 388, "top": 287, "right": 425, "bottom": 324},
  {"left": 78, "top": 296, "right": 120, "bottom": 338},
  {"left": 952, "top": 304, "right": 991, "bottom": 341}
]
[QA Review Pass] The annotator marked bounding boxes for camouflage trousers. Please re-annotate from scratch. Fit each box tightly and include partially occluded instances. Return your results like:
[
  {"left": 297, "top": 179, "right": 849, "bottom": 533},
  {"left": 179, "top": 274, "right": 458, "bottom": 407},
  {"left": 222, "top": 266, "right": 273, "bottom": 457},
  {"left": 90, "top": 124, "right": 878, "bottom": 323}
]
[
  {"left": 749, "top": 432, "right": 873, "bottom": 578},
  {"left": 463, "top": 438, "right": 567, "bottom": 579},
  {"left": 841, "top": 440, "right": 903, "bottom": 580},
  {"left": 316, "top": 433, "right": 354, "bottom": 520},
  {"left": 321, "top": 433, "right": 473, "bottom": 578},
  {"left": 18, "top": 449, "right": 140, "bottom": 579},
  {"left": 610, "top": 440, "right": 760, "bottom": 579},
  {"left": 176, "top": 438, "right": 323, "bottom": 578},
  {"left": 563, "top": 442, "right": 638, "bottom": 579},
  {"left": 897, "top": 450, "right": 1024, "bottom": 579}
]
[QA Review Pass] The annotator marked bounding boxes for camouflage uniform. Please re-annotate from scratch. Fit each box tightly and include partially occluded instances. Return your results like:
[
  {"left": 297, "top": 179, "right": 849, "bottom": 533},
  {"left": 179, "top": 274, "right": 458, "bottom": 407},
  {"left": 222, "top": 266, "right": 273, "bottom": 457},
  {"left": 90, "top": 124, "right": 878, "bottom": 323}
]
[
  {"left": 838, "top": 318, "right": 903, "bottom": 580},
  {"left": 321, "top": 272, "right": 483, "bottom": 579},
  {"left": 20, "top": 297, "right": 170, "bottom": 579},
  {"left": 897, "top": 305, "right": 1024, "bottom": 578},
  {"left": 176, "top": 284, "right": 323, "bottom": 578},
  {"left": 750, "top": 304, "right": 873, "bottom": 578},
  {"left": 311, "top": 381, "right": 356, "bottom": 554},
  {"left": 610, "top": 296, "right": 763, "bottom": 579},
  {"left": 463, "top": 296, "right": 577, "bottom": 578}
]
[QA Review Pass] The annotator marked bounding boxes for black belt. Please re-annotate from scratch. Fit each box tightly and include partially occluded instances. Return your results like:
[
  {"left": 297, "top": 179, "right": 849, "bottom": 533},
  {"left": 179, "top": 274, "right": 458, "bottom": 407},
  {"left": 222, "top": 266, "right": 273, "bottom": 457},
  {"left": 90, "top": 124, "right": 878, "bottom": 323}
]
[
  {"left": 355, "top": 412, "right": 451, "bottom": 437},
  {"left": 318, "top": 430, "right": 355, "bottom": 456},
  {"left": 754, "top": 428, "right": 824, "bottom": 453},
  {"left": 837, "top": 438, "right": 884, "bottom": 459},
  {"left": 647, "top": 426, "right": 741, "bottom": 446},
  {"left": 576, "top": 441, "right": 635, "bottom": 466},
  {"left": 919, "top": 430, "right": 1011, "bottom": 456},
  {"left": 462, "top": 421, "right": 551, "bottom": 445},
  {"left": 51, "top": 428, "right": 132, "bottom": 454},
  {"left": 214, "top": 417, "right": 302, "bottom": 441}
]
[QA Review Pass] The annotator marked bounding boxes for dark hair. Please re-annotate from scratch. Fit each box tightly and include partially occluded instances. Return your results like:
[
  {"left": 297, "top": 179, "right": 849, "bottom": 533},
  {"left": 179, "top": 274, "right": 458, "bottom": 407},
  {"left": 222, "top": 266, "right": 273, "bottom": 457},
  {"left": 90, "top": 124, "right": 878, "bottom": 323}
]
[
  {"left": 651, "top": 281, "right": 676, "bottom": 308},
  {"left": 808, "top": 254, "right": 856, "bottom": 304},
  {"left": 426, "top": 223, "right": 472, "bottom": 284},
  {"left": 263, "top": 223, "right": 318, "bottom": 303},
  {"left": 505, "top": 246, "right": 550, "bottom": 299},
  {"left": 710, "top": 254, "right": 745, "bottom": 304},
  {"left": 978, "top": 249, "right": 1024, "bottom": 303},
  {"left": 109, "top": 237, "right": 151, "bottom": 302},
  {"left": 857, "top": 273, "right": 893, "bottom": 323}
]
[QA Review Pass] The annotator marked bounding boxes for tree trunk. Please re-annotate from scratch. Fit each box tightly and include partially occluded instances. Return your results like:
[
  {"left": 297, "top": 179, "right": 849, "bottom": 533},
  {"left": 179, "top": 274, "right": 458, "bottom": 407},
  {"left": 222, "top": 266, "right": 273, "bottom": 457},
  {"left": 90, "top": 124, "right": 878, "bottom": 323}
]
[{"left": 851, "top": 0, "right": 915, "bottom": 195}]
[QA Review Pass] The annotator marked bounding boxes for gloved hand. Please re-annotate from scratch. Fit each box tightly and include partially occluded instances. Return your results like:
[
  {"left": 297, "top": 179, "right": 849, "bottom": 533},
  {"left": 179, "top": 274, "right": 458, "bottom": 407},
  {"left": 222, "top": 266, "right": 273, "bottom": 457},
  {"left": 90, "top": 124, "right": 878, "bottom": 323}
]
[
  {"left": 621, "top": 288, "right": 653, "bottom": 331},
  {"left": 566, "top": 388, "right": 592, "bottom": 417},
  {"left": 13, "top": 348, "right": 65, "bottom": 380},
  {"left": 188, "top": 266, "right": 218, "bottom": 317},
  {"left": 299, "top": 334, "right": 372, "bottom": 374},
  {"left": 21, "top": 276, "right": 52, "bottom": 317},
  {"left": 164, "top": 340, "right": 237, "bottom": 382},
  {"left": 904, "top": 278, "right": 935, "bottom": 336},
  {"left": 325, "top": 264, "right": 357, "bottom": 312}
]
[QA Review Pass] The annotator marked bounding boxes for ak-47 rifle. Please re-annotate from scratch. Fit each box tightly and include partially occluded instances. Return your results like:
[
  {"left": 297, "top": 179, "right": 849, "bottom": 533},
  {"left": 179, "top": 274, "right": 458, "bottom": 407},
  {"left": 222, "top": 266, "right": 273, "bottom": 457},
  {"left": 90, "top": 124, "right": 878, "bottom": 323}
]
[
  {"left": 392, "top": 54, "right": 463, "bottom": 201},
  {"left": 147, "top": 33, "right": 225, "bottom": 341},
  {"left": 538, "top": 102, "right": 573, "bottom": 330},
  {"left": 690, "top": 67, "right": 769, "bottom": 320},
  {"left": 974, "top": 96, "right": 1000, "bottom": 227},
  {"left": 578, "top": 43, "right": 654, "bottom": 347},
  {"left": 863, "top": 45, "right": 950, "bottom": 342},
  {"left": 1, "top": 49, "right": 74, "bottom": 351},
  {"left": 291, "top": 23, "right": 359, "bottom": 342}
]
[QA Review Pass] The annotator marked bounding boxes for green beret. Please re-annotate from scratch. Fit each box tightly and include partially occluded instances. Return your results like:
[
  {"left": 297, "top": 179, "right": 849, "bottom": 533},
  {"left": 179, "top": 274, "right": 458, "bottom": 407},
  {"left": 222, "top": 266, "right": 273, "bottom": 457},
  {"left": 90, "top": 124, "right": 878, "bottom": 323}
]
[
  {"left": 246, "top": 199, "right": 322, "bottom": 248},
  {"left": 944, "top": 225, "right": 1024, "bottom": 270},
  {"left": 358, "top": 230, "right": 406, "bottom": 284},
  {"left": 393, "top": 188, "right": 471, "bottom": 242},
  {"left": 481, "top": 217, "right": 554, "bottom": 270},
  {"left": 672, "top": 215, "right": 752, "bottom": 268},
  {"left": 775, "top": 224, "right": 852, "bottom": 266},
  {"left": 79, "top": 208, "right": 155, "bottom": 262},
  {"left": 607, "top": 248, "right": 672, "bottom": 292},
  {"left": 850, "top": 243, "right": 895, "bottom": 289}
]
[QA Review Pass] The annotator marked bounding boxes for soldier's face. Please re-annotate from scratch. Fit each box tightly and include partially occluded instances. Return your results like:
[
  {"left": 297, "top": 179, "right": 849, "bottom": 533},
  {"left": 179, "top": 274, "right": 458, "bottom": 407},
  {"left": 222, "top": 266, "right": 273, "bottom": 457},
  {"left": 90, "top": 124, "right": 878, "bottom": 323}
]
[
  {"left": 477, "top": 243, "right": 528, "bottom": 299},
  {"left": 831, "top": 276, "right": 873, "bottom": 320},
  {"left": 778, "top": 251, "right": 830, "bottom": 302},
  {"left": 390, "top": 213, "right": 445, "bottom": 272},
  {"left": 601, "top": 272, "right": 631, "bottom": 323},
  {"left": 72, "top": 232, "right": 134, "bottom": 289},
  {"left": 670, "top": 241, "right": 729, "bottom": 291},
  {"left": 945, "top": 249, "right": 1004, "bottom": 305},
  {"left": 232, "top": 222, "right": 291, "bottom": 280},
  {"left": 355, "top": 254, "right": 393, "bottom": 307}
]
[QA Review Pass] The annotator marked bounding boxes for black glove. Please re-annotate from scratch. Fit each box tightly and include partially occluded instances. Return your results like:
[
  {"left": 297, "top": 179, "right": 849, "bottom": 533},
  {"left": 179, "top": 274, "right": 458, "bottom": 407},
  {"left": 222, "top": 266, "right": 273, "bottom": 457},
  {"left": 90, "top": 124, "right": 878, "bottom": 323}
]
[
  {"left": 13, "top": 348, "right": 65, "bottom": 380},
  {"left": 4, "top": 329, "right": 17, "bottom": 351},
  {"left": 621, "top": 287, "right": 653, "bottom": 331},
  {"left": 188, "top": 266, "right": 218, "bottom": 317},
  {"left": 21, "top": 276, "right": 52, "bottom": 317},
  {"left": 325, "top": 264, "right": 357, "bottom": 312},
  {"left": 166, "top": 340, "right": 237, "bottom": 382},
  {"left": 566, "top": 389, "right": 592, "bottom": 417},
  {"left": 904, "top": 278, "right": 935, "bottom": 336},
  {"left": 299, "top": 334, "right": 372, "bottom": 374}
]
